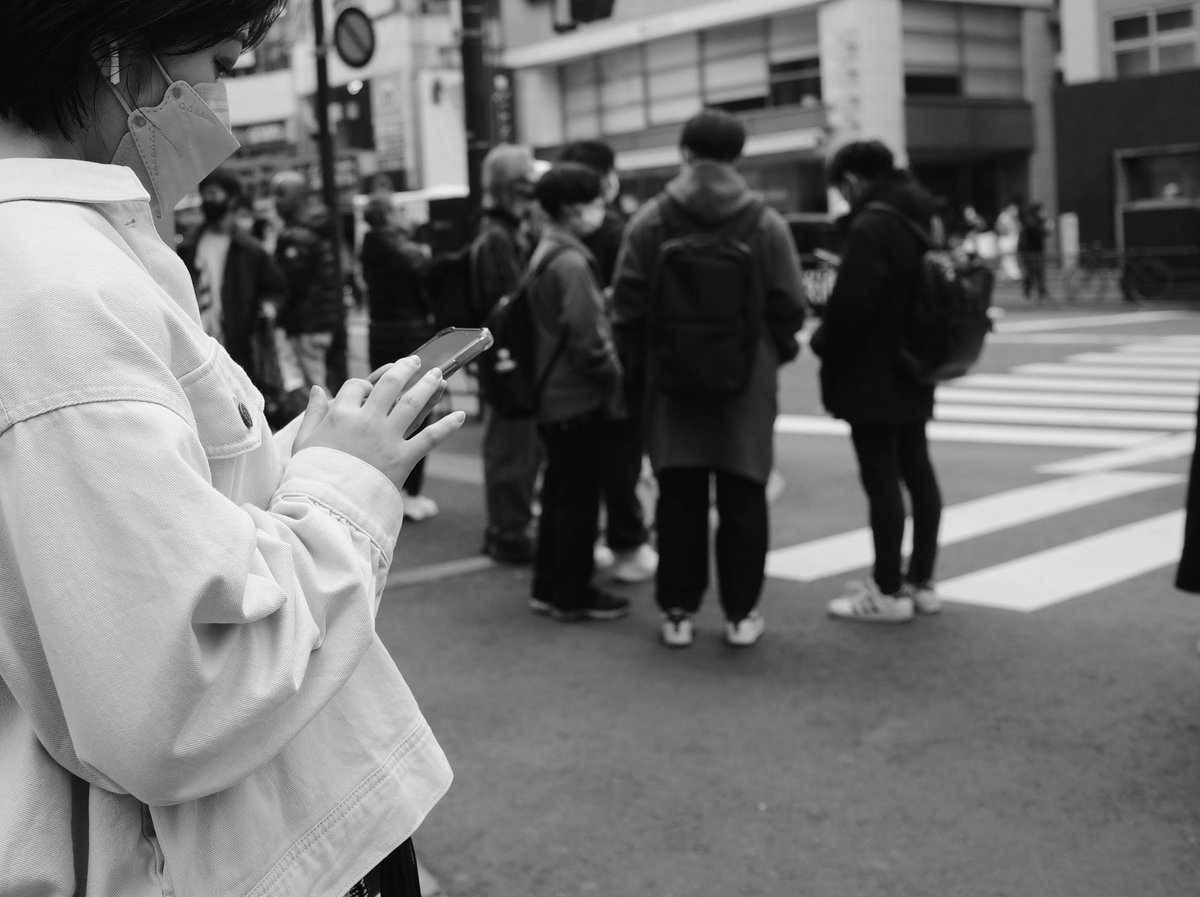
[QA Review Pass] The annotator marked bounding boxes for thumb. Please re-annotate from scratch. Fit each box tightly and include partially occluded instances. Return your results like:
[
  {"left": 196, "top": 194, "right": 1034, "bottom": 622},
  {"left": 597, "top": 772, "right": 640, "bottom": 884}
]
[{"left": 292, "top": 385, "right": 330, "bottom": 450}]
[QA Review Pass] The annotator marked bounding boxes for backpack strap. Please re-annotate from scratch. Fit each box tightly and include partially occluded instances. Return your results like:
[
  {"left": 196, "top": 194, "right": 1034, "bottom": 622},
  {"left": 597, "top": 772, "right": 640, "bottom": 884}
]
[{"left": 863, "top": 201, "right": 936, "bottom": 250}]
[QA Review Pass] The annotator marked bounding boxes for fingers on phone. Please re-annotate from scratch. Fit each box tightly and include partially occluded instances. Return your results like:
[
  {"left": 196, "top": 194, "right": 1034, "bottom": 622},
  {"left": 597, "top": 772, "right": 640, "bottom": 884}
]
[{"left": 416, "top": 409, "right": 466, "bottom": 447}]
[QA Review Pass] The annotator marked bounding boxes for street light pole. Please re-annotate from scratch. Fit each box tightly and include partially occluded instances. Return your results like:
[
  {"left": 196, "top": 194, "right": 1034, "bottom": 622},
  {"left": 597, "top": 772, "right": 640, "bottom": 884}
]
[{"left": 459, "top": 0, "right": 492, "bottom": 210}]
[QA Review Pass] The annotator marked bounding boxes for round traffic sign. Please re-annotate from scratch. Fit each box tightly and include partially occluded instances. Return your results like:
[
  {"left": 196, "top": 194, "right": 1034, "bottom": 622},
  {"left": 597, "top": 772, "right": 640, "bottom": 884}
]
[{"left": 334, "top": 7, "right": 375, "bottom": 69}]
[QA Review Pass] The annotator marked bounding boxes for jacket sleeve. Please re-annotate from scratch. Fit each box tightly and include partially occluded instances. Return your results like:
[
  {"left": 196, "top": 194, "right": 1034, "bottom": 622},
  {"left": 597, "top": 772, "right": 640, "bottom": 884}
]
[
  {"left": 760, "top": 208, "right": 807, "bottom": 363},
  {"left": 552, "top": 252, "right": 621, "bottom": 386},
  {"left": 0, "top": 399, "right": 405, "bottom": 807},
  {"left": 470, "top": 227, "right": 523, "bottom": 319},
  {"left": 815, "top": 213, "right": 892, "bottom": 359}
]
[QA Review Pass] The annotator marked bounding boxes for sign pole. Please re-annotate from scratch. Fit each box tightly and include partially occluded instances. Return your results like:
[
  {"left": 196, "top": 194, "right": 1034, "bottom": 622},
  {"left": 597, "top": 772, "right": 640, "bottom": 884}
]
[
  {"left": 460, "top": 0, "right": 492, "bottom": 211},
  {"left": 311, "top": 0, "right": 345, "bottom": 286}
]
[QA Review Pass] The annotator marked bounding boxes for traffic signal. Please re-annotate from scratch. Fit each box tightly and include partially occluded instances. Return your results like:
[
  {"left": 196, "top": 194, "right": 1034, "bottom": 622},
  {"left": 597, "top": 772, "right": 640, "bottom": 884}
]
[{"left": 570, "top": 0, "right": 615, "bottom": 23}]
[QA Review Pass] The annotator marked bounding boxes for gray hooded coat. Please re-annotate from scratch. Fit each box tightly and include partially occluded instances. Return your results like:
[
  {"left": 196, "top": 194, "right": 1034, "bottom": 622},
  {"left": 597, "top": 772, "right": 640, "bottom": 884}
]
[{"left": 612, "top": 161, "right": 807, "bottom": 484}]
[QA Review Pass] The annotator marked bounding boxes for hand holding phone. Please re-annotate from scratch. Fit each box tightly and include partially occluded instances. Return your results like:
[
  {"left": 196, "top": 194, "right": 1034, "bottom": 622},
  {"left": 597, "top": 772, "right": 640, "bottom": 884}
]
[{"left": 398, "top": 327, "right": 493, "bottom": 437}]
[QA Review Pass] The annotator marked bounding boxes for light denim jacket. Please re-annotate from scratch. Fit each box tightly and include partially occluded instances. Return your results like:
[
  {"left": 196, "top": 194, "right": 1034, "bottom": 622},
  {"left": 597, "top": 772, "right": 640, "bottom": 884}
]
[{"left": 0, "top": 159, "right": 451, "bottom": 896}]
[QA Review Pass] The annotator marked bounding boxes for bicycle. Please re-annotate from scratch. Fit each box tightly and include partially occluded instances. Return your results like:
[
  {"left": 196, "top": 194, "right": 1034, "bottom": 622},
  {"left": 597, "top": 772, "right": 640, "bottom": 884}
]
[{"left": 1062, "top": 243, "right": 1177, "bottom": 305}]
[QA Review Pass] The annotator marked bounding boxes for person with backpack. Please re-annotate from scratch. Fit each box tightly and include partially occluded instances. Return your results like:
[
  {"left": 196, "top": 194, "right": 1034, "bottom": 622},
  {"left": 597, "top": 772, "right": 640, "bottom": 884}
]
[
  {"left": 810, "top": 139, "right": 944, "bottom": 624},
  {"left": 470, "top": 144, "right": 543, "bottom": 564},
  {"left": 611, "top": 109, "right": 807, "bottom": 648},
  {"left": 559, "top": 139, "right": 659, "bottom": 585},
  {"left": 522, "top": 163, "right": 629, "bottom": 622}
]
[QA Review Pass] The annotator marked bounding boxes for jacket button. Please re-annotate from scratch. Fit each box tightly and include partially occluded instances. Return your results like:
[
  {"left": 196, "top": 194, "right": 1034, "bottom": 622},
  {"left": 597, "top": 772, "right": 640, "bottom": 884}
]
[{"left": 238, "top": 402, "right": 253, "bottom": 428}]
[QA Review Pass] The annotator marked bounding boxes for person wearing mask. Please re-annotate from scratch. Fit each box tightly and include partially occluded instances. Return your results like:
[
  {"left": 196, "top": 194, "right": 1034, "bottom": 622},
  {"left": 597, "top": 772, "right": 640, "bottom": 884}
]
[
  {"left": 361, "top": 195, "right": 440, "bottom": 521},
  {"left": 612, "top": 109, "right": 807, "bottom": 648},
  {"left": 559, "top": 139, "right": 659, "bottom": 585},
  {"left": 471, "top": 144, "right": 542, "bottom": 564},
  {"left": 0, "top": 2, "right": 465, "bottom": 894},
  {"left": 525, "top": 163, "right": 629, "bottom": 622},
  {"left": 811, "top": 139, "right": 944, "bottom": 623},
  {"left": 272, "top": 169, "right": 347, "bottom": 393},
  {"left": 177, "top": 166, "right": 287, "bottom": 381}
]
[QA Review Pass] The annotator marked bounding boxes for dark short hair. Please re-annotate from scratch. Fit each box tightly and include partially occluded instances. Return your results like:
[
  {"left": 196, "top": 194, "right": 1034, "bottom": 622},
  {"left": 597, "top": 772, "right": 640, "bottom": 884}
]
[
  {"left": 0, "top": 0, "right": 285, "bottom": 138},
  {"left": 826, "top": 140, "right": 896, "bottom": 185},
  {"left": 679, "top": 109, "right": 746, "bottom": 163},
  {"left": 199, "top": 167, "right": 243, "bottom": 201},
  {"left": 534, "top": 163, "right": 603, "bottom": 219},
  {"left": 559, "top": 140, "right": 616, "bottom": 175},
  {"left": 364, "top": 196, "right": 393, "bottom": 228}
]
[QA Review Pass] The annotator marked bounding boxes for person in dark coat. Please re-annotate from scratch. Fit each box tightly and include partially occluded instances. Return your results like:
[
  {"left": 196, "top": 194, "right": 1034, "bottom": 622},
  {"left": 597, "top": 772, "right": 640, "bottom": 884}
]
[
  {"left": 559, "top": 138, "right": 658, "bottom": 584},
  {"left": 1176, "top": 391, "right": 1200, "bottom": 595},
  {"left": 811, "top": 139, "right": 943, "bottom": 623},
  {"left": 177, "top": 167, "right": 286, "bottom": 377},
  {"left": 360, "top": 195, "right": 440, "bottom": 520},
  {"left": 612, "top": 109, "right": 807, "bottom": 649},
  {"left": 525, "top": 163, "right": 629, "bottom": 623}
]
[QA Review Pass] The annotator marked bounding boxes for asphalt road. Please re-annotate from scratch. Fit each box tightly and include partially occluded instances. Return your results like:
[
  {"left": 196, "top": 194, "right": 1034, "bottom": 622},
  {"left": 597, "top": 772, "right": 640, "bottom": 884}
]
[{"left": 358, "top": 295, "right": 1200, "bottom": 896}]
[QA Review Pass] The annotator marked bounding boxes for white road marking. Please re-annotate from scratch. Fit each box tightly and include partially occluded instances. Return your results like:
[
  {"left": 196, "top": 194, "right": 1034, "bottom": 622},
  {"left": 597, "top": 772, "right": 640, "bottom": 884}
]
[
  {"left": 937, "top": 511, "right": 1185, "bottom": 612},
  {"left": 994, "top": 311, "right": 1191, "bottom": 333},
  {"left": 773, "top": 415, "right": 1160, "bottom": 448},
  {"left": 386, "top": 555, "right": 495, "bottom": 590},
  {"left": 1116, "top": 343, "right": 1200, "bottom": 355},
  {"left": 1014, "top": 363, "right": 1200, "bottom": 380},
  {"left": 935, "top": 404, "right": 1194, "bottom": 430},
  {"left": 955, "top": 373, "right": 1199, "bottom": 395},
  {"left": 1067, "top": 352, "right": 1200, "bottom": 368},
  {"left": 936, "top": 387, "right": 1196, "bottom": 412},
  {"left": 766, "top": 471, "right": 1182, "bottom": 583},
  {"left": 1038, "top": 432, "right": 1196, "bottom": 475}
]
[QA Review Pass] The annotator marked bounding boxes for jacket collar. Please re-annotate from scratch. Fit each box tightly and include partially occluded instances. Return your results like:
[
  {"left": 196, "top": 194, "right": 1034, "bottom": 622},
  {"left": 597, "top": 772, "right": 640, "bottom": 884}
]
[{"left": 0, "top": 158, "right": 149, "bottom": 206}]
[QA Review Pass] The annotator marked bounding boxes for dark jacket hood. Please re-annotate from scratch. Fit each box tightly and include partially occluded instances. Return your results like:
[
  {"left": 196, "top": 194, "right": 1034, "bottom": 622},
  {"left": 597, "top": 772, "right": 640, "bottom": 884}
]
[
  {"left": 849, "top": 169, "right": 935, "bottom": 228},
  {"left": 664, "top": 160, "right": 756, "bottom": 225}
]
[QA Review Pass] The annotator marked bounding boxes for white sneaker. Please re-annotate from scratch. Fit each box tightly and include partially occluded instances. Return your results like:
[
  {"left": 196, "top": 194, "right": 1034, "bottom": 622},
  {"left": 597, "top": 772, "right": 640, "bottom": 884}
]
[
  {"left": 593, "top": 543, "right": 616, "bottom": 571},
  {"left": 610, "top": 544, "right": 658, "bottom": 583},
  {"left": 903, "top": 581, "right": 941, "bottom": 615},
  {"left": 725, "top": 610, "right": 765, "bottom": 647},
  {"left": 402, "top": 494, "right": 439, "bottom": 521},
  {"left": 661, "top": 610, "right": 694, "bottom": 648},
  {"left": 827, "top": 580, "right": 914, "bottom": 623}
]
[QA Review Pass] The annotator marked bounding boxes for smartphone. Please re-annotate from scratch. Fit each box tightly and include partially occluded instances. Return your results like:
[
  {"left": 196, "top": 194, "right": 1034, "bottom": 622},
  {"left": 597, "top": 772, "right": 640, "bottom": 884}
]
[{"left": 400, "top": 327, "right": 493, "bottom": 437}]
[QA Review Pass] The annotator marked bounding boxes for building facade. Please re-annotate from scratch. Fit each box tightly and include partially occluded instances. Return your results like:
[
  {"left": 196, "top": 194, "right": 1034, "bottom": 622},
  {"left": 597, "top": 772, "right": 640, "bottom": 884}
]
[
  {"left": 1057, "top": 0, "right": 1200, "bottom": 262},
  {"left": 499, "top": 0, "right": 1058, "bottom": 226}
]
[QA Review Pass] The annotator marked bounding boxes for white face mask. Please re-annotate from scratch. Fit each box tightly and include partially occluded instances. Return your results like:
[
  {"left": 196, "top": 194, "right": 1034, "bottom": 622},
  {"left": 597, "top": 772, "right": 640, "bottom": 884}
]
[
  {"left": 577, "top": 202, "right": 607, "bottom": 235},
  {"left": 107, "top": 57, "right": 241, "bottom": 219}
]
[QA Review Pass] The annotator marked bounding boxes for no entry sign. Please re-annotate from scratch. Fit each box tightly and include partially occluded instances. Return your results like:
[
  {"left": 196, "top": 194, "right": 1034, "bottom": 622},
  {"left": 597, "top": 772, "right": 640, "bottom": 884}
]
[{"left": 333, "top": 7, "right": 375, "bottom": 69}]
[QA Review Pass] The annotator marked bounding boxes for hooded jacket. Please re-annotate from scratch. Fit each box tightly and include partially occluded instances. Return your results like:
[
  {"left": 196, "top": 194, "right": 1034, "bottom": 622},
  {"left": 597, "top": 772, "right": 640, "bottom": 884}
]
[
  {"left": 612, "top": 160, "right": 806, "bottom": 483},
  {"left": 811, "top": 169, "right": 937, "bottom": 424}
]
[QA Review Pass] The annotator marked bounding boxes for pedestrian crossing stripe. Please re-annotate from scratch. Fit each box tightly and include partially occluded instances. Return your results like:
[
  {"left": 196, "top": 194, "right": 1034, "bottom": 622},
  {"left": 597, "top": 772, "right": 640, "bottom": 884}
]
[
  {"left": 937, "top": 511, "right": 1184, "bottom": 612},
  {"left": 765, "top": 471, "right": 1182, "bottom": 587},
  {"left": 1037, "top": 432, "right": 1195, "bottom": 476},
  {"left": 774, "top": 415, "right": 1160, "bottom": 448},
  {"left": 992, "top": 310, "right": 1191, "bottom": 333},
  {"left": 1014, "top": 363, "right": 1200, "bottom": 380},
  {"left": 1068, "top": 352, "right": 1200, "bottom": 367},
  {"left": 957, "top": 373, "right": 1198, "bottom": 395},
  {"left": 936, "top": 387, "right": 1195, "bottom": 412}
]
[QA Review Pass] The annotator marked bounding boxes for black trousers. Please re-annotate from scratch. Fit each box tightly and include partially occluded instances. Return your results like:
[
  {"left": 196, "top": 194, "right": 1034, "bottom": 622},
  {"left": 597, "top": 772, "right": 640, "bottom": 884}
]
[
  {"left": 600, "top": 414, "right": 650, "bottom": 551},
  {"left": 533, "top": 411, "right": 606, "bottom": 609},
  {"left": 346, "top": 838, "right": 422, "bottom": 897},
  {"left": 849, "top": 421, "right": 942, "bottom": 595},
  {"left": 655, "top": 467, "right": 767, "bottom": 622}
]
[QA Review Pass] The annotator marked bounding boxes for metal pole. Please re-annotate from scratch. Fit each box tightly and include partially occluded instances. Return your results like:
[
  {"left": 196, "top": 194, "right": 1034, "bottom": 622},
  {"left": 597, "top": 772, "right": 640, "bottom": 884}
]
[
  {"left": 311, "top": 0, "right": 345, "bottom": 287},
  {"left": 460, "top": 0, "right": 492, "bottom": 210}
]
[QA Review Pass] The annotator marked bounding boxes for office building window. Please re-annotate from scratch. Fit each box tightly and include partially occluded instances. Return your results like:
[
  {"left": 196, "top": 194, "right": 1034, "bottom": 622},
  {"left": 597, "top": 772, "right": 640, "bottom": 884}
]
[
  {"left": 701, "top": 21, "right": 769, "bottom": 111},
  {"left": 1112, "top": 6, "right": 1197, "bottom": 78},
  {"left": 769, "top": 9, "right": 821, "bottom": 106},
  {"left": 562, "top": 57, "right": 601, "bottom": 140},
  {"left": 600, "top": 45, "right": 647, "bottom": 133},
  {"left": 646, "top": 34, "right": 701, "bottom": 126},
  {"left": 902, "top": 1, "right": 1024, "bottom": 98}
]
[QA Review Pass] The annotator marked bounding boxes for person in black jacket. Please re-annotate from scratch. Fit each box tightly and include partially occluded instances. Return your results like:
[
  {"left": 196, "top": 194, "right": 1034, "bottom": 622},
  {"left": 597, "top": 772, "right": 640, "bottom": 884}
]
[
  {"left": 177, "top": 167, "right": 286, "bottom": 379},
  {"left": 811, "top": 140, "right": 943, "bottom": 623},
  {"left": 361, "top": 195, "right": 440, "bottom": 520}
]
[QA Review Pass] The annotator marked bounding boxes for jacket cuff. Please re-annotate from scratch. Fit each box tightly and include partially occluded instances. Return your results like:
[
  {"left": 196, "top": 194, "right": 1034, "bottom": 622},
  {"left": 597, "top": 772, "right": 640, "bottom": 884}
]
[{"left": 277, "top": 447, "right": 405, "bottom": 555}]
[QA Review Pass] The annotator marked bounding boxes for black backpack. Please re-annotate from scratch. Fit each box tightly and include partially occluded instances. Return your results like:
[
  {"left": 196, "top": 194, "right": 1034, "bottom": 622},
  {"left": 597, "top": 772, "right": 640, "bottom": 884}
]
[
  {"left": 648, "top": 196, "right": 765, "bottom": 400},
  {"left": 866, "top": 202, "right": 995, "bottom": 384},
  {"left": 478, "top": 246, "right": 571, "bottom": 418},
  {"left": 424, "top": 243, "right": 477, "bottom": 330}
]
